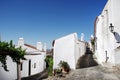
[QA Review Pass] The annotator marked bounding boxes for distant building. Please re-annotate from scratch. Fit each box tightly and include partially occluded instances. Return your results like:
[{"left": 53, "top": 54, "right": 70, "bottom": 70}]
[
  {"left": 0, "top": 38, "right": 46, "bottom": 80},
  {"left": 53, "top": 33, "right": 86, "bottom": 69},
  {"left": 89, "top": 35, "right": 95, "bottom": 52},
  {"left": 80, "top": 33, "right": 84, "bottom": 41},
  {"left": 94, "top": 0, "right": 120, "bottom": 66}
]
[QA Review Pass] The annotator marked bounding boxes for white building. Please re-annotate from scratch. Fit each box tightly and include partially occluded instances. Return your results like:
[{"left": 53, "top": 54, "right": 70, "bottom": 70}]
[
  {"left": 94, "top": 0, "right": 120, "bottom": 66},
  {"left": 89, "top": 35, "right": 95, "bottom": 52},
  {"left": 0, "top": 38, "right": 46, "bottom": 80},
  {"left": 53, "top": 33, "right": 86, "bottom": 69}
]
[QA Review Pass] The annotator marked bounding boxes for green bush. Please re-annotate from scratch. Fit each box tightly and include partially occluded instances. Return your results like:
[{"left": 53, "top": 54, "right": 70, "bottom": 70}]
[
  {"left": 91, "top": 39, "right": 95, "bottom": 45},
  {"left": 58, "top": 60, "right": 70, "bottom": 73},
  {"left": 45, "top": 56, "right": 53, "bottom": 76}
]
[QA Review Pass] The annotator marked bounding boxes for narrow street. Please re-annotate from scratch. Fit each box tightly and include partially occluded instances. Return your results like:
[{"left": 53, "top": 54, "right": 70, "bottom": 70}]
[
  {"left": 65, "top": 65, "right": 120, "bottom": 80},
  {"left": 21, "top": 69, "right": 48, "bottom": 80},
  {"left": 43, "top": 65, "right": 120, "bottom": 80}
]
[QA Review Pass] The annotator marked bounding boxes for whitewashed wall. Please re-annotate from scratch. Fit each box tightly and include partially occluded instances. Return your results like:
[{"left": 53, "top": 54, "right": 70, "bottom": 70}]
[
  {"left": 53, "top": 33, "right": 86, "bottom": 69},
  {"left": 0, "top": 53, "right": 46, "bottom": 79},
  {"left": 95, "top": 0, "right": 120, "bottom": 65},
  {"left": 75, "top": 40, "right": 86, "bottom": 66},
  {"left": 21, "top": 53, "right": 45, "bottom": 77},
  {"left": 95, "top": 15, "right": 106, "bottom": 64},
  {"left": 0, "top": 56, "right": 17, "bottom": 80},
  {"left": 53, "top": 33, "right": 76, "bottom": 69},
  {"left": 112, "top": 0, "right": 120, "bottom": 64},
  {"left": 0, "top": 38, "right": 46, "bottom": 79}
]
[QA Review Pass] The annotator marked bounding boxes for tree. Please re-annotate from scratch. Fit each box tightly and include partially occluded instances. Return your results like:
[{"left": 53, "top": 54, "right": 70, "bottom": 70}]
[
  {"left": 45, "top": 55, "right": 53, "bottom": 76},
  {"left": 0, "top": 40, "right": 26, "bottom": 80}
]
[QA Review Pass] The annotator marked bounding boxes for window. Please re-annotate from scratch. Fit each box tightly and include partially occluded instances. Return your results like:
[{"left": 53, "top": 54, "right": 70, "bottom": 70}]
[{"left": 34, "top": 63, "right": 36, "bottom": 68}]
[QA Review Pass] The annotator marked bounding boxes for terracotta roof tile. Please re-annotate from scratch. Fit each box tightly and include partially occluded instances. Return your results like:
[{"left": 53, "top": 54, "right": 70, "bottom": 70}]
[{"left": 24, "top": 44, "right": 37, "bottom": 50}]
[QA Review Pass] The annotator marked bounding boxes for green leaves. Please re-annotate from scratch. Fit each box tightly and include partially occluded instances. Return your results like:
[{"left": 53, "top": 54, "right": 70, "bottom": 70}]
[
  {"left": 0, "top": 40, "right": 26, "bottom": 71},
  {"left": 58, "top": 60, "right": 70, "bottom": 73},
  {"left": 0, "top": 55, "right": 8, "bottom": 71},
  {"left": 91, "top": 39, "right": 95, "bottom": 45},
  {"left": 45, "top": 56, "right": 53, "bottom": 76}
]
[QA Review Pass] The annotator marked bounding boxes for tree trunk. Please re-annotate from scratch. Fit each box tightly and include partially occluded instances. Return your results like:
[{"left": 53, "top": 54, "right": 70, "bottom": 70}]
[{"left": 17, "top": 63, "right": 21, "bottom": 80}]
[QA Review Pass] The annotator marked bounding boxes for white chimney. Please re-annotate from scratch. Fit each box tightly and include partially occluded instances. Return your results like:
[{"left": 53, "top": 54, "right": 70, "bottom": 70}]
[
  {"left": 91, "top": 35, "right": 94, "bottom": 39},
  {"left": 18, "top": 38, "right": 24, "bottom": 46},
  {"left": 80, "top": 33, "right": 84, "bottom": 41},
  {"left": 36, "top": 42, "right": 42, "bottom": 51},
  {"left": 43, "top": 43, "right": 46, "bottom": 51}
]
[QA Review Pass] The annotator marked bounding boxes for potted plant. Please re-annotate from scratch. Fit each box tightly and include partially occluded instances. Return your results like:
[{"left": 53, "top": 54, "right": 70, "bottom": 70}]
[
  {"left": 53, "top": 68, "right": 62, "bottom": 77},
  {"left": 58, "top": 60, "right": 70, "bottom": 73}
]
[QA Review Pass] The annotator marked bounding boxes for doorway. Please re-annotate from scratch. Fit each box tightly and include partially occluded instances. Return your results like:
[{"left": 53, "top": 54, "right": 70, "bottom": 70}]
[{"left": 28, "top": 60, "right": 31, "bottom": 76}]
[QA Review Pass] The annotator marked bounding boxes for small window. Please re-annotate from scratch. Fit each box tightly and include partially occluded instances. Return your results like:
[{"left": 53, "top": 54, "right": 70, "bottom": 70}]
[{"left": 34, "top": 63, "right": 36, "bottom": 68}]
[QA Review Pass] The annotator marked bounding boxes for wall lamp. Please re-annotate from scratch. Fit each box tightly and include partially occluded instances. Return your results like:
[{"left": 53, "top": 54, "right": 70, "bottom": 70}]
[
  {"left": 109, "top": 23, "right": 114, "bottom": 33},
  {"left": 109, "top": 23, "right": 120, "bottom": 43}
]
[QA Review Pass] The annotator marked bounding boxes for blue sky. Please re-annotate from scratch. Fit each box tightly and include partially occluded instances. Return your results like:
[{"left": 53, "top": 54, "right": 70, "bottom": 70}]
[{"left": 0, "top": 0, "right": 107, "bottom": 48}]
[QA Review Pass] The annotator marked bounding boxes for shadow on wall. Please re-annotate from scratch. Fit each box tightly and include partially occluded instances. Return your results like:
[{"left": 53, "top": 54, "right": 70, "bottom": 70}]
[
  {"left": 76, "top": 48, "right": 98, "bottom": 69},
  {"left": 113, "top": 32, "right": 120, "bottom": 43}
]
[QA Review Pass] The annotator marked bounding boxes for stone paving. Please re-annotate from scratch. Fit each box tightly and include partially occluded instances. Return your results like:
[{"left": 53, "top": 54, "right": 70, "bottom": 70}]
[
  {"left": 21, "top": 69, "right": 48, "bottom": 80},
  {"left": 44, "top": 65, "right": 120, "bottom": 80}
]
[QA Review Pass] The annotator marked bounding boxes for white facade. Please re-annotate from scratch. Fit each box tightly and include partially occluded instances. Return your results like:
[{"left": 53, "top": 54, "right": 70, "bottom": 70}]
[
  {"left": 0, "top": 56, "right": 17, "bottom": 80},
  {"left": 95, "top": 0, "right": 120, "bottom": 65},
  {"left": 53, "top": 33, "right": 86, "bottom": 69},
  {"left": 0, "top": 38, "right": 46, "bottom": 80},
  {"left": 21, "top": 54, "right": 45, "bottom": 77}
]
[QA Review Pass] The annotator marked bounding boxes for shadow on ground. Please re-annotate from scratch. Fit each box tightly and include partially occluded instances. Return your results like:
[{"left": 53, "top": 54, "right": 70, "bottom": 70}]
[
  {"left": 76, "top": 48, "right": 98, "bottom": 69},
  {"left": 21, "top": 69, "right": 48, "bottom": 80}
]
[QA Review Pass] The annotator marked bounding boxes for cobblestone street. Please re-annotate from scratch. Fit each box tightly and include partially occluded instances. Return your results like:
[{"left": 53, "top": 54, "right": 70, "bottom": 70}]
[{"left": 44, "top": 65, "right": 120, "bottom": 80}]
